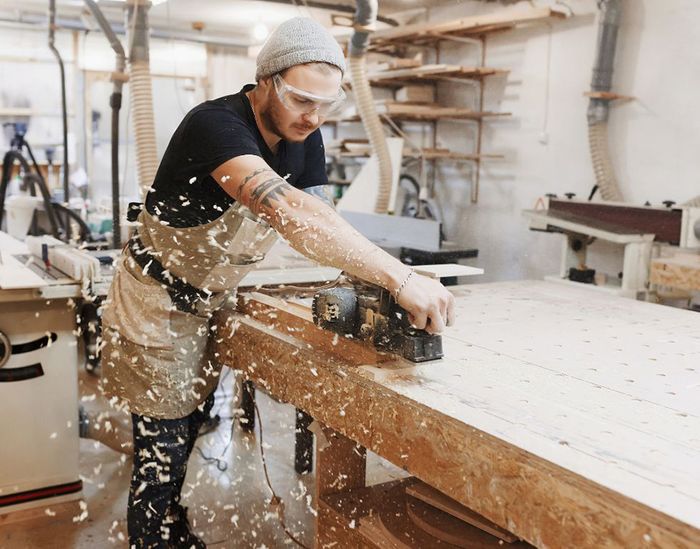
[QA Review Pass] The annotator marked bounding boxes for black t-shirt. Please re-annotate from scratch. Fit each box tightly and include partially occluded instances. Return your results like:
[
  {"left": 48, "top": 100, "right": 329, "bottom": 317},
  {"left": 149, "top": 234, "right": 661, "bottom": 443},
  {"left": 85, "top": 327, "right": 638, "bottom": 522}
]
[{"left": 146, "top": 84, "right": 328, "bottom": 227}]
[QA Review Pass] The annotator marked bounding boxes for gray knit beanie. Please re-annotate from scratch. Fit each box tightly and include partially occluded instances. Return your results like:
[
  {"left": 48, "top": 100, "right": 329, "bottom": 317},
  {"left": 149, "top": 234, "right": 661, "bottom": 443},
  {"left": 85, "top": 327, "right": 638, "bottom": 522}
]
[{"left": 255, "top": 17, "right": 346, "bottom": 81}]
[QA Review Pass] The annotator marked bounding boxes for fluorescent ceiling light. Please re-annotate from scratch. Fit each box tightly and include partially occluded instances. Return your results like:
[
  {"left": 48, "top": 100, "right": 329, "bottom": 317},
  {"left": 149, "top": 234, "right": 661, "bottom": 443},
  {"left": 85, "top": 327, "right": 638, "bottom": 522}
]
[{"left": 252, "top": 22, "right": 269, "bottom": 42}]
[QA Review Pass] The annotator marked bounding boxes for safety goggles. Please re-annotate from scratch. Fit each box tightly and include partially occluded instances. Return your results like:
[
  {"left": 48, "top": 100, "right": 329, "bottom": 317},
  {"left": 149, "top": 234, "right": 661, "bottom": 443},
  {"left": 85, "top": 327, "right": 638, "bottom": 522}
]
[{"left": 272, "top": 73, "right": 346, "bottom": 117}]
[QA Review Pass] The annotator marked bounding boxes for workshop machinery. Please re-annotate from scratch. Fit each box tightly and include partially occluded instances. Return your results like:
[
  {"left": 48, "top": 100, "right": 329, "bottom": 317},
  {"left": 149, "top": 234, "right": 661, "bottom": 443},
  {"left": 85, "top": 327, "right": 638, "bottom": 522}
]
[
  {"left": 0, "top": 231, "right": 105, "bottom": 514},
  {"left": 524, "top": 196, "right": 700, "bottom": 298}
]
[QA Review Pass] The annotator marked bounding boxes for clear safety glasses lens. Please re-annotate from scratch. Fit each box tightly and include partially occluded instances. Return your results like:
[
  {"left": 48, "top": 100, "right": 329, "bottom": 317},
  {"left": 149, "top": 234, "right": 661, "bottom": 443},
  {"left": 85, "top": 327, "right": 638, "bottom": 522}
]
[{"left": 273, "top": 74, "right": 345, "bottom": 117}]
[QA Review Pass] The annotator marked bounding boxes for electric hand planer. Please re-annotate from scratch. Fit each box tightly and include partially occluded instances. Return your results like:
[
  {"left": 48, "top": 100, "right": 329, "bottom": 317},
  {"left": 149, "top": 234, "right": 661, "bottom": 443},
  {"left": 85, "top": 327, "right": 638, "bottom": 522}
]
[{"left": 312, "top": 279, "right": 444, "bottom": 363}]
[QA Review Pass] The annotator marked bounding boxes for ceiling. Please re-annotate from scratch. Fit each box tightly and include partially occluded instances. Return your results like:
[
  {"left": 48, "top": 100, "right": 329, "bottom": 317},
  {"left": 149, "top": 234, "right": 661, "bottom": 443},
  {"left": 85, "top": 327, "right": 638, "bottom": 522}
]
[{"left": 0, "top": 0, "right": 484, "bottom": 46}]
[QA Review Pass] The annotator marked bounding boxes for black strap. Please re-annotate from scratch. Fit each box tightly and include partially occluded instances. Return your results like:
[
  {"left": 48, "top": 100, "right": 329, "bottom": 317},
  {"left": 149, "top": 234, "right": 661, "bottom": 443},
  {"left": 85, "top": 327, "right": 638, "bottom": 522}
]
[{"left": 127, "top": 235, "right": 215, "bottom": 314}]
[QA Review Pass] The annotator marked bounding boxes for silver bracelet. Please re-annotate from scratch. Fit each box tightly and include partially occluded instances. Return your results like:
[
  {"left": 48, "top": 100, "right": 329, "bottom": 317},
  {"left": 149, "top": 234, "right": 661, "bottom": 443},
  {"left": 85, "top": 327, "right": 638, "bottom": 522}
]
[{"left": 394, "top": 269, "right": 415, "bottom": 301}]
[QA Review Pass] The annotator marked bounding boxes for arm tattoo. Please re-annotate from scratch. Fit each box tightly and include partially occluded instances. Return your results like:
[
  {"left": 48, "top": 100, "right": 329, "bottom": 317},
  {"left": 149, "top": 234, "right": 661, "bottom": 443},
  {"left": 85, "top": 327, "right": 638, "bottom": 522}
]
[
  {"left": 236, "top": 167, "right": 274, "bottom": 200},
  {"left": 249, "top": 176, "right": 294, "bottom": 212}
]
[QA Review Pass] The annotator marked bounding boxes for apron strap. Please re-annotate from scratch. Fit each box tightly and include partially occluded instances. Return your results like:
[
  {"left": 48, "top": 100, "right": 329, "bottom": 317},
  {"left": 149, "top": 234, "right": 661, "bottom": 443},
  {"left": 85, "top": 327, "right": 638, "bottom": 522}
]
[{"left": 127, "top": 235, "right": 218, "bottom": 315}]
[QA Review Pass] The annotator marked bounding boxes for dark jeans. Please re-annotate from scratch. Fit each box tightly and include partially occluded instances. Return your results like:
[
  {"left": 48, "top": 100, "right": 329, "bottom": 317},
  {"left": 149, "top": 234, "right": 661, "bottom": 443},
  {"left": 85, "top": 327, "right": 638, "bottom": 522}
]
[{"left": 127, "top": 392, "right": 215, "bottom": 548}]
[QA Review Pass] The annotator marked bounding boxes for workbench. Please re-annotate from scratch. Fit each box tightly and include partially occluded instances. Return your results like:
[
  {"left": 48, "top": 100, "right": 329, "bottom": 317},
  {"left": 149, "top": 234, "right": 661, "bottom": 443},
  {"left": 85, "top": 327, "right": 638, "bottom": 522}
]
[{"left": 214, "top": 280, "right": 700, "bottom": 548}]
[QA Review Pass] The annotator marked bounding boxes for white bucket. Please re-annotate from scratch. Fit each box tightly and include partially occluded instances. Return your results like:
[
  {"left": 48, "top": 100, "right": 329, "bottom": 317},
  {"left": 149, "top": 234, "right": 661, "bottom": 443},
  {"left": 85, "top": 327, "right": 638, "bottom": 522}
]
[{"left": 5, "top": 195, "right": 42, "bottom": 240}]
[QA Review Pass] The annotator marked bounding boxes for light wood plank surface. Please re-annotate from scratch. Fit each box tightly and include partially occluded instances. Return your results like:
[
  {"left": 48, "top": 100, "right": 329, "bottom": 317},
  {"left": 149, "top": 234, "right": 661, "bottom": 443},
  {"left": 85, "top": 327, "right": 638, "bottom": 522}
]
[
  {"left": 376, "top": 280, "right": 700, "bottom": 529},
  {"left": 217, "top": 279, "right": 700, "bottom": 547}
]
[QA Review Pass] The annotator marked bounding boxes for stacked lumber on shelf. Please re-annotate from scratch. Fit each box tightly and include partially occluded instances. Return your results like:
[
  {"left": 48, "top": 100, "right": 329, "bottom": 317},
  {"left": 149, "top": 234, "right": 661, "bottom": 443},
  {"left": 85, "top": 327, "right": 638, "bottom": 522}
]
[
  {"left": 329, "top": 139, "right": 503, "bottom": 162},
  {"left": 374, "top": 101, "right": 510, "bottom": 121},
  {"left": 368, "top": 63, "right": 508, "bottom": 87},
  {"left": 368, "top": 6, "right": 568, "bottom": 51}
]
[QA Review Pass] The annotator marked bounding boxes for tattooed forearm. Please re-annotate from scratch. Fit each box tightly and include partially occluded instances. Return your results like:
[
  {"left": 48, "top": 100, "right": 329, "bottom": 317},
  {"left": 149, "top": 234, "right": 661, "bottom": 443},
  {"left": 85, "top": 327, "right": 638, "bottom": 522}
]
[
  {"left": 249, "top": 177, "right": 294, "bottom": 212},
  {"left": 236, "top": 167, "right": 275, "bottom": 200}
]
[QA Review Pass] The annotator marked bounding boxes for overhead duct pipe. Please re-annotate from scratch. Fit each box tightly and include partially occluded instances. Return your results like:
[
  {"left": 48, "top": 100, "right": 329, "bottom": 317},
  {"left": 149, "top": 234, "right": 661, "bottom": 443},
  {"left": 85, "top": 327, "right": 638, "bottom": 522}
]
[
  {"left": 350, "top": 0, "right": 393, "bottom": 214},
  {"left": 587, "top": 0, "right": 623, "bottom": 202},
  {"left": 84, "top": 0, "right": 126, "bottom": 249},
  {"left": 126, "top": 0, "right": 158, "bottom": 201},
  {"left": 48, "top": 0, "right": 71, "bottom": 240}
]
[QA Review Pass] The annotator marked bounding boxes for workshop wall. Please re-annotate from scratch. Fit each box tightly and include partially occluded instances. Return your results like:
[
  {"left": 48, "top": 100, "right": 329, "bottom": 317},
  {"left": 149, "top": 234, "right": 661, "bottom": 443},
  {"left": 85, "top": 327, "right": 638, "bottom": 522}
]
[
  {"left": 428, "top": 0, "right": 700, "bottom": 282},
  {"left": 0, "top": 24, "right": 208, "bottom": 207}
]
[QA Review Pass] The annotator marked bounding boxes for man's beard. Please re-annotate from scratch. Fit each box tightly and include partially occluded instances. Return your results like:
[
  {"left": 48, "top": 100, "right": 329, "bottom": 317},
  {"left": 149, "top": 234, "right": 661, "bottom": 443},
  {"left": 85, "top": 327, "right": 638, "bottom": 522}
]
[{"left": 263, "top": 103, "right": 315, "bottom": 144}]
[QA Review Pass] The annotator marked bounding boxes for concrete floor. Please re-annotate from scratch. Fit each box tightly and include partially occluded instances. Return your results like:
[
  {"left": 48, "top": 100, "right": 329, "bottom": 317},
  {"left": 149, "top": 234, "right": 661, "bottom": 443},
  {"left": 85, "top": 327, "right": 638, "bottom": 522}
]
[{"left": 0, "top": 367, "right": 403, "bottom": 549}]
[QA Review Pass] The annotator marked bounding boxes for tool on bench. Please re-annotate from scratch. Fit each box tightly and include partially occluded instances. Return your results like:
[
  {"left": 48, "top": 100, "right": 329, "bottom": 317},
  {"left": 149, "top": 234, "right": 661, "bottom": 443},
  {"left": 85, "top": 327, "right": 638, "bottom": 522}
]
[{"left": 312, "top": 279, "right": 444, "bottom": 363}]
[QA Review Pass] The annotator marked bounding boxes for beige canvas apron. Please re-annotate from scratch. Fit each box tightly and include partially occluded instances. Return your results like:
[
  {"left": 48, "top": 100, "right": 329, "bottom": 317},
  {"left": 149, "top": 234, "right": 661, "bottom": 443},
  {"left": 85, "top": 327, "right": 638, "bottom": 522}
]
[{"left": 100, "top": 203, "right": 277, "bottom": 418}]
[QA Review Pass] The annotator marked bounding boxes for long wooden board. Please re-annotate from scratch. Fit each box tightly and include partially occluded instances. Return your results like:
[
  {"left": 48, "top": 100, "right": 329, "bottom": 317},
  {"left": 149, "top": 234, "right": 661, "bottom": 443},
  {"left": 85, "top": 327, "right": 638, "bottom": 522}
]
[
  {"left": 214, "top": 280, "right": 700, "bottom": 548},
  {"left": 367, "top": 64, "right": 508, "bottom": 87},
  {"left": 369, "top": 7, "right": 567, "bottom": 48}
]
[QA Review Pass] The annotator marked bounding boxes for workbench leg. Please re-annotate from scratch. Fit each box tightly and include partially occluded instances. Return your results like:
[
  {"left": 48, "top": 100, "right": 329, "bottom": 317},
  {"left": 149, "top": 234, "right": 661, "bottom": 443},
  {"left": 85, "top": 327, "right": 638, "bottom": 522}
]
[
  {"left": 314, "top": 425, "right": 367, "bottom": 549},
  {"left": 294, "top": 410, "right": 314, "bottom": 474},
  {"left": 239, "top": 380, "right": 255, "bottom": 432}
]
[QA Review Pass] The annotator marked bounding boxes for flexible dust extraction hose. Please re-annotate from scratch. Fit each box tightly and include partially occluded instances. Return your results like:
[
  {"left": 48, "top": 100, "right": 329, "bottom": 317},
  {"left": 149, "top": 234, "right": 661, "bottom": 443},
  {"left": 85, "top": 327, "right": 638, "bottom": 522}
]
[
  {"left": 350, "top": 0, "right": 393, "bottom": 214},
  {"left": 588, "top": 122, "right": 622, "bottom": 201},
  {"left": 126, "top": 2, "right": 158, "bottom": 202},
  {"left": 587, "top": 0, "right": 623, "bottom": 202}
]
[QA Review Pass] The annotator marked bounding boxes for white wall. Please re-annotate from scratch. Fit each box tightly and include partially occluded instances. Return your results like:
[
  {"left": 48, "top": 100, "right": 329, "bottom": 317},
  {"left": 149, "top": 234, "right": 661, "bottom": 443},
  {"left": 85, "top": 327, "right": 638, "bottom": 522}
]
[
  {"left": 0, "top": 23, "right": 210, "bottom": 206},
  {"left": 420, "top": 0, "right": 700, "bottom": 282}
]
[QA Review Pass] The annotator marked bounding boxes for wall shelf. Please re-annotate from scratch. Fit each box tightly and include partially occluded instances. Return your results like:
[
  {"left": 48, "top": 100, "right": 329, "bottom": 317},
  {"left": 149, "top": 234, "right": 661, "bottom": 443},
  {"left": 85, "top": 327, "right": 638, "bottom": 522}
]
[
  {"left": 367, "top": 7, "right": 567, "bottom": 52},
  {"left": 365, "top": 63, "right": 509, "bottom": 87}
]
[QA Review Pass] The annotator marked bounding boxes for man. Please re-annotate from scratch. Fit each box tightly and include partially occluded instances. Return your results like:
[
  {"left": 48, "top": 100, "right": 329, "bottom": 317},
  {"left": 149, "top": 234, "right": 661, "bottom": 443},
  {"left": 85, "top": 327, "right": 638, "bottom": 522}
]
[{"left": 100, "top": 16, "right": 455, "bottom": 548}]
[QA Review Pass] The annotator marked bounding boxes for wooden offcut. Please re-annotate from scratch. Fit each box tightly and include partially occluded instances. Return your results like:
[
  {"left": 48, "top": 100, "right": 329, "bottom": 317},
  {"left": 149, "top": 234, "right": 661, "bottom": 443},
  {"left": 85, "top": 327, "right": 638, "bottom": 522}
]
[{"left": 650, "top": 254, "right": 700, "bottom": 291}]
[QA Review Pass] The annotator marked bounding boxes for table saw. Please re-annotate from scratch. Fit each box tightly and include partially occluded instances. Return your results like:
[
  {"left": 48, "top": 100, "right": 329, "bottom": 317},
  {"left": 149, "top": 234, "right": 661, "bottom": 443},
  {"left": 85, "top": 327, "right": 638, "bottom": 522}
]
[{"left": 214, "top": 279, "right": 700, "bottom": 548}]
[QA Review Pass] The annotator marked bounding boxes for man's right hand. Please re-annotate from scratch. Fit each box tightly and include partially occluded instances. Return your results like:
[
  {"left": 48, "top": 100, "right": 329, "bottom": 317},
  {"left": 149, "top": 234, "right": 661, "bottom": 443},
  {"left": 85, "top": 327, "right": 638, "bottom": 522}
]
[{"left": 395, "top": 272, "right": 455, "bottom": 335}]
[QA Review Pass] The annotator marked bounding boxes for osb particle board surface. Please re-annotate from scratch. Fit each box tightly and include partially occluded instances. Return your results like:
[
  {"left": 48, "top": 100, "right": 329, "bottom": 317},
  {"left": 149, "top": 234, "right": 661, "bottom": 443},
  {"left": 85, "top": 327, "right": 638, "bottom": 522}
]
[{"left": 369, "top": 280, "right": 700, "bottom": 530}]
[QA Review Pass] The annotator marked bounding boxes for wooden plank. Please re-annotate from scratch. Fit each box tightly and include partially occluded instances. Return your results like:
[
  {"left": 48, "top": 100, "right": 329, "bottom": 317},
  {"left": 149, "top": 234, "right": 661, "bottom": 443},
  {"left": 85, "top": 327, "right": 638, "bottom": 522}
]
[
  {"left": 315, "top": 426, "right": 368, "bottom": 547},
  {"left": 369, "top": 7, "right": 567, "bottom": 46},
  {"left": 368, "top": 64, "right": 508, "bottom": 87},
  {"left": 584, "top": 91, "right": 635, "bottom": 101},
  {"left": 406, "top": 499, "right": 521, "bottom": 547},
  {"left": 333, "top": 146, "right": 504, "bottom": 162},
  {"left": 368, "top": 58, "right": 423, "bottom": 72},
  {"left": 405, "top": 482, "right": 518, "bottom": 542},
  {"left": 650, "top": 255, "right": 700, "bottom": 291},
  {"left": 214, "top": 280, "right": 700, "bottom": 548},
  {"left": 331, "top": 102, "right": 511, "bottom": 122},
  {"left": 412, "top": 264, "right": 483, "bottom": 279},
  {"left": 323, "top": 477, "right": 530, "bottom": 548}
]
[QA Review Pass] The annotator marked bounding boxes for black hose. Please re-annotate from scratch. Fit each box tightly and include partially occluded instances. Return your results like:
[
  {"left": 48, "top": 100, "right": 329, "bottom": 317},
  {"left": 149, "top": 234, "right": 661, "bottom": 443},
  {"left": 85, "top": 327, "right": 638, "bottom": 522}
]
[
  {"left": 0, "top": 150, "right": 33, "bottom": 229},
  {"left": 23, "top": 140, "right": 50, "bottom": 190},
  {"left": 399, "top": 174, "right": 421, "bottom": 218},
  {"left": 85, "top": 0, "right": 125, "bottom": 249},
  {"left": 1, "top": 150, "right": 62, "bottom": 239},
  {"left": 51, "top": 201, "right": 92, "bottom": 242},
  {"left": 110, "top": 92, "right": 122, "bottom": 248},
  {"left": 48, "top": 0, "right": 71, "bottom": 241},
  {"left": 24, "top": 174, "right": 62, "bottom": 238}
]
